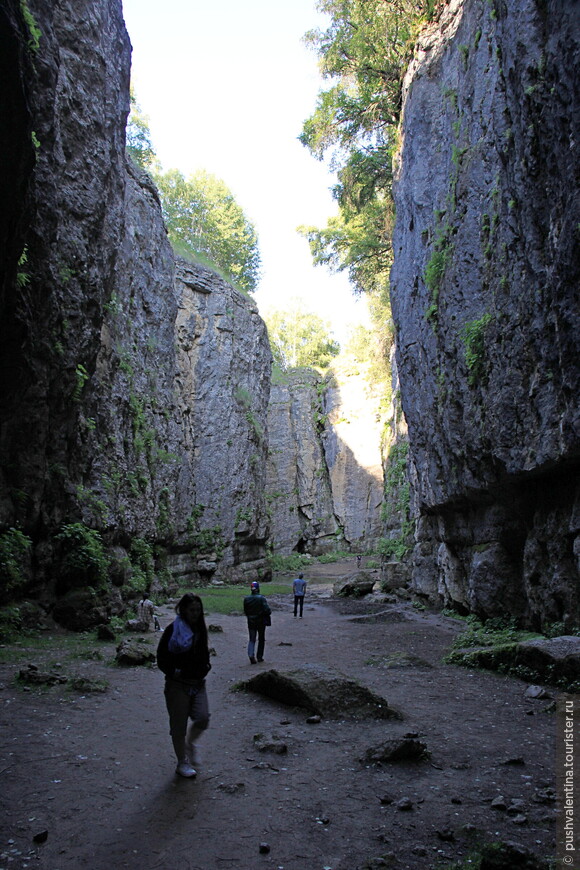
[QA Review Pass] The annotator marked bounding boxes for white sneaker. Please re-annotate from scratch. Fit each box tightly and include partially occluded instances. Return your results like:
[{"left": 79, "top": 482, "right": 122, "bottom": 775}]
[{"left": 176, "top": 761, "right": 197, "bottom": 778}]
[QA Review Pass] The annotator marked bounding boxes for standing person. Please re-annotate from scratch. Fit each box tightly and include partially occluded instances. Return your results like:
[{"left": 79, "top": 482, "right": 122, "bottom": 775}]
[
  {"left": 138, "top": 592, "right": 160, "bottom": 630},
  {"left": 292, "top": 572, "right": 307, "bottom": 618},
  {"left": 156, "top": 593, "right": 211, "bottom": 778},
  {"left": 243, "top": 581, "right": 271, "bottom": 664}
]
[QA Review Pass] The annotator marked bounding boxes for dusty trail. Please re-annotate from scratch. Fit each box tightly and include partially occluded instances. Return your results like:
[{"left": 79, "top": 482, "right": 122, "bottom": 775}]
[{"left": 0, "top": 564, "right": 556, "bottom": 870}]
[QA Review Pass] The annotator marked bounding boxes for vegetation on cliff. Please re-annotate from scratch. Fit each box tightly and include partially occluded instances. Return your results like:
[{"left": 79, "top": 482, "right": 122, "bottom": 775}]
[{"left": 126, "top": 92, "right": 261, "bottom": 294}]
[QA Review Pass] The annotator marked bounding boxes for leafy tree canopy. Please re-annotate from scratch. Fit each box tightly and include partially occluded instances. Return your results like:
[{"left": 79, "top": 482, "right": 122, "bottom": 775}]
[
  {"left": 299, "top": 0, "right": 437, "bottom": 296},
  {"left": 126, "top": 87, "right": 156, "bottom": 170},
  {"left": 263, "top": 300, "right": 340, "bottom": 370},
  {"left": 154, "top": 168, "right": 261, "bottom": 294},
  {"left": 126, "top": 91, "right": 261, "bottom": 294}
]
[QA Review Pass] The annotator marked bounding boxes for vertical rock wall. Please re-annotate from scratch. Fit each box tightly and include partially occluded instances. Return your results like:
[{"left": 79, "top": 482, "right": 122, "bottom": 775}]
[
  {"left": 0, "top": 0, "right": 271, "bottom": 602},
  {"left": 266, "top": 364, "right": 385, "bottom": 556},
  {"left": 390, "top": 0, "right": 580, "bottom": 627}
]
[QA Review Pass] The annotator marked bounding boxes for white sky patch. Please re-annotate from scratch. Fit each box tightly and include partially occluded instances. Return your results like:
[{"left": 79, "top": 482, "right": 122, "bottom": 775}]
[{"left": 121, "top": 0, "right": 371, "bottom": 345}]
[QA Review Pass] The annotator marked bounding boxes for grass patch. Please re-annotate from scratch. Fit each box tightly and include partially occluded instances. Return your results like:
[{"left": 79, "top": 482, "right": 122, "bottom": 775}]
[
  {"left": 0, "top": 630, "right": 109, "bottom": 666},
  {"left": 193, "top": 584, "right": 291, "bottom": 616},
  {"left": 447, "top": 615, "right": 540, "bottom": 650}
]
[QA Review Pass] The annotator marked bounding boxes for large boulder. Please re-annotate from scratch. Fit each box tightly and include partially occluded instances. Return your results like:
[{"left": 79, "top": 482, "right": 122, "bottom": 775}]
[
  {"left": 333, "top": 571, "right": 376, "bottom": 597},
  {"left": 237, "top": 664, "right": 402, "bottom": 720},
  {"left": 115, "top": 639, "right": 155, "bottom": 666},
  {"left": 52, "top": 590, "right": 108, "bottom": 631}
]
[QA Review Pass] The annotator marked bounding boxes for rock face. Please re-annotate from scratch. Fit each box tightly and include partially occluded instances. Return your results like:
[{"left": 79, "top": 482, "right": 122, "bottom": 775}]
[
  {"left": 390, "top": 0, "right": 580, "bottom": 627},
  {"left": 266, "top": 364, "right": 385, "bottom": 556},
  {"left": 0, "top": 0, "right": 271, "bottom": 603}
]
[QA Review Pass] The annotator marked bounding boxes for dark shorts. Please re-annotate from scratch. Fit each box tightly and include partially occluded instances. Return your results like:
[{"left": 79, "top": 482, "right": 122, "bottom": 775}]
[{"left": 164, "top": 677, "right": 210, "bottom": 737}]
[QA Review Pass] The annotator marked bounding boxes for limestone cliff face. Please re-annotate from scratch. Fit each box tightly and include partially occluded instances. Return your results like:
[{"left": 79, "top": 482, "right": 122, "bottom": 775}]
[
  {"left": 0, "top": 0, "right": 271, "bottom": 603},
  {"left": 266, "top": 364, "right": 384, "bottom": 556},
  {"left": 390, "top": 0, "right": 580, "bottom": 626}
]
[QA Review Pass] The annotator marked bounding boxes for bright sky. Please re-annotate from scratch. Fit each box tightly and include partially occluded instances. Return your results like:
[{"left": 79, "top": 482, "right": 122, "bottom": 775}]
[{"left": 121, "top": 0, "right": 370, "bottom": 345}]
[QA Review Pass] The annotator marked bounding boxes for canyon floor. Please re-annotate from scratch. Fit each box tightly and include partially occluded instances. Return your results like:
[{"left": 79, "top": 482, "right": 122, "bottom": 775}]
[{"left": 0, "top": 559, "right": 558, "bottom": 870}]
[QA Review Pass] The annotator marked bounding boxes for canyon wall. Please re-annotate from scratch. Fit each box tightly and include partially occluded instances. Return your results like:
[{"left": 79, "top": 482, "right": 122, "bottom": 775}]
[
  {"left": 390, "top": 0, "right": 580, "bottom": 627},
  {"left": 266, "top": 362, "right": 385, "bottom": 556},
  {"left": 0, "top": 0, "right": 271, "bottom": 617}
]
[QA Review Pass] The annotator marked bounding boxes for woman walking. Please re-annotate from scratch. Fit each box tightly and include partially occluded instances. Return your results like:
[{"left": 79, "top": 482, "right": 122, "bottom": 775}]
[{"left": 156, "top": 593, "right": 211, "bottom": 778}]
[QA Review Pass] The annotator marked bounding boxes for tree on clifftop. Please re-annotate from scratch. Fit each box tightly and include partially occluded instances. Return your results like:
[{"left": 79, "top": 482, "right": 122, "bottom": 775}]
[
  {"left": 299, "top": 0, "right": 438, "bottom": 295},
  {"left": 126, "top": 91, "right": 261, "bottom": 294},
  {"left": 264, "top": 301, "right": 340, "bottom": 370},
  {"left": 154, "top": 168, "right": 261, "bottom": 295}
]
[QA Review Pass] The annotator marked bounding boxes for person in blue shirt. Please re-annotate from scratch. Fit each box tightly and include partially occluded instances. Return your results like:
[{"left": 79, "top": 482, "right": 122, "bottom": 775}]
[
  {"left": 292, "top": 573, "right": 307, "bottom": 618},
  {"left": 243, "top": 581, "right": 271, "bottom": 664}
]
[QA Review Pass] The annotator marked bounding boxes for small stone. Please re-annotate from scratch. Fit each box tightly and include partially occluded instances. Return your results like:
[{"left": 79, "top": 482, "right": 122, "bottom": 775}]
[
  {"left": 396, "top": 797, "right": 413, "bottom": 811},
  {"left": 524, "top": 685, "right": 549, "bottom": 699},
  {"left": 379, "top": 793, "right": 395, "bottom": 805},
  {"left": 507, "top": 799, "right": 526, "bottom": 815},
  {"left": 512, "top": 814, "right": 528, "bottom": 825},
  {"left": 436, "top": 828, "right": 455, "bottom": 842},
  {"left": 306, "top": 715, "right": 321, "bottom": 724},
  {"left": 451, "top": 796, "right": 462, "bottom": 805},
  {"left": 501, "top": 756, "right": 525, "bottom": 766},
  {"left": 490, "top": 795, "right": 507, "bottom": 810},
  {"left": 259, "top": 842, "right": 270, "bottom": 854},
  {"left": 33, "top": 830, "right": 48, "bottom": 844}
]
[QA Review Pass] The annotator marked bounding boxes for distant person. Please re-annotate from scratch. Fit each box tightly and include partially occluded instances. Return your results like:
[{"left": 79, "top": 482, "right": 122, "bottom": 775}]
[
  {"left": 356, "top": 554, "right": 362, "bottom": 569},
  {"left": 292, "top": 572, "right": 307, "bottom": 618},
  {"left": 138, "top": 592, "right": 161, "bottom": 630},
  {"left": 243, "top": 581, "right": 271, "bottom": 664},
  {"left": 156, "top": 593, "right": 211, "bottom": 778}
]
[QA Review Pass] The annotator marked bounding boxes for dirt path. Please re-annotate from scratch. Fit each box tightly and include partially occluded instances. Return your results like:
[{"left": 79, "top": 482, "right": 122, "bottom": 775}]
[{"left": 0, "top": 562, "right": 557, "bottom": 870}]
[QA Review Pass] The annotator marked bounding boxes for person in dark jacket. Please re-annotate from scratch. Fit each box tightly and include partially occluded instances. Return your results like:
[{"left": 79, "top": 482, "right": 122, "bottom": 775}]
[
  {"left": 156, "top": 593, "right": 211, "bottom": 778},
  {"left": 243, "top": 581, "right": 271, "bottom": 664}
]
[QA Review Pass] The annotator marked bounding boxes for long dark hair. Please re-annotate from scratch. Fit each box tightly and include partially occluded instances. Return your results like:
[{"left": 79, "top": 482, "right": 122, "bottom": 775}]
[{"left": 175, "top": 593, "right": 208, "bottom": 650}]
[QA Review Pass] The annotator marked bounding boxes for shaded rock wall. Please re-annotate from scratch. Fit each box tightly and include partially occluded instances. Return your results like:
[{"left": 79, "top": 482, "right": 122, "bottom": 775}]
[
  {"left": 0, "top": 0, "right": 271, "bottom": 598},
  {"left": 390, "top": 0, "right": 580, "bottom": 627}
]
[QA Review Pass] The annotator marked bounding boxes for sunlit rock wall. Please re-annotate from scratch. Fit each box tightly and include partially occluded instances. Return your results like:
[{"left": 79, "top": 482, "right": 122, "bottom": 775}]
[{"left": 266, "top": 364, "right": 384, "bottom": 556}]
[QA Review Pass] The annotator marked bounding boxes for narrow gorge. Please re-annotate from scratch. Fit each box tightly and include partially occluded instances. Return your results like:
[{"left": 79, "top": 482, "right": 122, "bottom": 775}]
[{"left": 0, "top": 0, "right": 578, "bottom": 638}]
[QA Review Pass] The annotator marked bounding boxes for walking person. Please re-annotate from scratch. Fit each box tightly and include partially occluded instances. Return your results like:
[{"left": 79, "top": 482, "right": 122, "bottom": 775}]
[
  {"left": 243, "top": 581, "right": 271, "bottom": 664},
  {"left": 292, "top": 572, "right": 307, "bottom": 618},
  {"left": 156, "top": 593, "right": 211, "bottom": 778}
]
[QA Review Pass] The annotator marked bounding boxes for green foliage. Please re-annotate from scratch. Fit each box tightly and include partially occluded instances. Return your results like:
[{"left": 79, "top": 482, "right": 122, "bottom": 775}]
[
  {"left": 267, "top": 553, "right": 313, "bottom": 573},
  {"left": 379, "top": 439, "right": 414, "bottom": 563},
  {"left": 72, "top": 363, "right": 89, "bottom": 402},
  {"left": 153, "top": 167, "right": 261, "bottom": 294},
  {"left": 460, "top": 313, "right": 492, "bottom": 386},
  {"left": 16, "top": 245, "right": 29, "bottom": 288},
  {"left": 19, "top": 0, "right": 41, "bottom": 53},
  {"left": 300, "top": 0, "right": 437, "bottom": 296},
  {"left": 424, "top": 225, "right": 453, "bottom": 323},
  {"left": 125, "top": 87, "right": 156, "bottom": 169},
  {"left": 448, "top": 615, "right": 538, "bottom": 651},
  {"left": 54, "top": 523, "right": 109, "bottom": 589},
  {"left": 0, "top": 528, "right": 32, "bottom": 598},
  {"left": 129, "top": 537, "right": 155, "bottom": 588},
  {"left": 264, "top": 300, "right": 340, "bottom": 369},
  {"left": 316, "top": 550, "right": 352, "bottom": 563}
]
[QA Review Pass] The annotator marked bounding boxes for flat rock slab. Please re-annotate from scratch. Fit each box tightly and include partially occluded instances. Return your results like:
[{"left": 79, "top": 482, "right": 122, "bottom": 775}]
[
  {"left": 451, "top": 635, "right": 580, "bottom": 687},
  {"left": 237, "top": 664, "right": 402, "bottom": 720}
]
